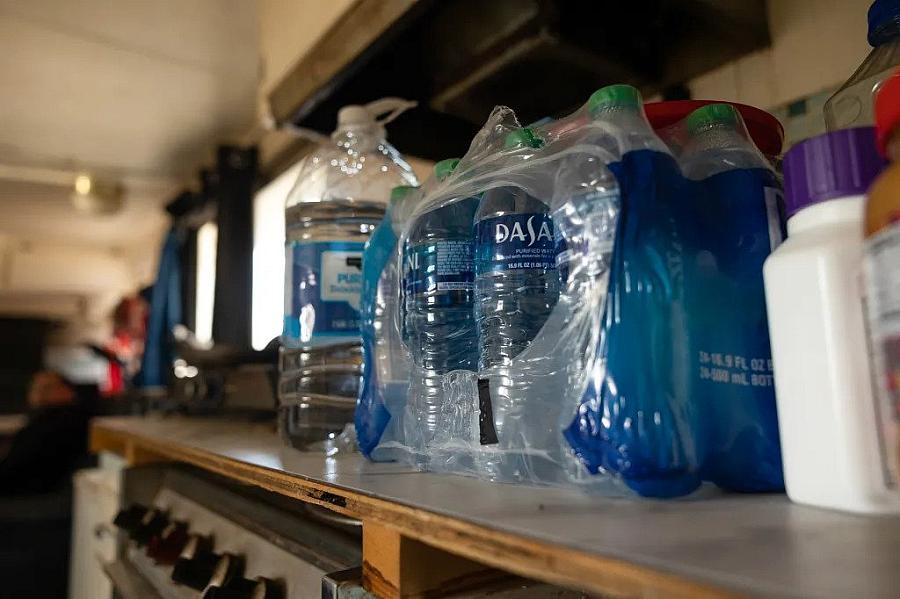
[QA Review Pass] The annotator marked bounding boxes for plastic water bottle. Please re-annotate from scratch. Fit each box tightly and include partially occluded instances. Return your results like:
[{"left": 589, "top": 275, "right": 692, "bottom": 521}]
[
  {"left": 402, "top": 159, "right": 479, "bottom": 453},
  {"left": 563, "top": 84, "right": 702, "bottom": 498},
  {"left": 357, "top": 185, "right": 417, "bottom": 457},
  {"left": 679, "top": 102, "right": 784, "bottom": 492},
  {"left": 681, "top": 103, "right": 773, "bottom": 175},
  {"left": 474, "top": 128, "right": 558, "bottom": 369},
  {"left": 825, "top": 0, "right": 900, "bottom": 130},
  {"left": 281, "top": 100, "right": 418, "bottom": 449},
  {"left": 475, "top": 152, "right": 620, "bottom": 485},
  {"left": 552, "top": 159, "right": 620, "bottom": 299}
]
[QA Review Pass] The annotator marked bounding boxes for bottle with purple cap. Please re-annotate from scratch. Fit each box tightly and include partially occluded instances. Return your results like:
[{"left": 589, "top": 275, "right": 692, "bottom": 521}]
[{"left": 764, "top": 127, "right": 899, "bottom": 513}]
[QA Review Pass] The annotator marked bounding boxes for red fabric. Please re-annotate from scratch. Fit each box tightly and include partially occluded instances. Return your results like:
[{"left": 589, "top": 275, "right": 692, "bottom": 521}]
[
  {"left": 104, "top": 360, "right": 124, "bottom": 396},
  {"left": 100, "top": 295, "right": 148, "bottom": 395}
]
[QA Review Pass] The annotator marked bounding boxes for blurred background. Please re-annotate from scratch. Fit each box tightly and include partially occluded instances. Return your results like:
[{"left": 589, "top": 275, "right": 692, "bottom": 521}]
[{"left": 0, "top": 0, "right": 874, "bottom": 413}]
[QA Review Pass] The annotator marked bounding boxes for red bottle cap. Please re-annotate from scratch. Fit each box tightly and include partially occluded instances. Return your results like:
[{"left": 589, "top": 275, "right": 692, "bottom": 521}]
[
  {"left": 645, "top": 100, "right": 784, "bottom": 158},
  {"left": 875, "top": 68, "right": 900, "bottom": 156}
]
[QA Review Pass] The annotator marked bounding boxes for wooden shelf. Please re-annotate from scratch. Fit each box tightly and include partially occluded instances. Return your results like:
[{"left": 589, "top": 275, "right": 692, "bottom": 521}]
[{"left": 91, "top": 416, "right": 900, "bottom": 598}]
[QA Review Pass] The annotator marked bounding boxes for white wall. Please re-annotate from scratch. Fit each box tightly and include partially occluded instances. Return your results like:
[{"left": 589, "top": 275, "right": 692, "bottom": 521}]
[
  {"left": 0, "top": 234, "right": 154, "bottom": 344},
  {"left": 0, "top": 0, "right": 251, "bottom": 348},
  {"left": 257, "top": 0, "right": 357, "bottom": 113},
  {"left": 690, "top": 0, "right": 873, "bottom": 109}
]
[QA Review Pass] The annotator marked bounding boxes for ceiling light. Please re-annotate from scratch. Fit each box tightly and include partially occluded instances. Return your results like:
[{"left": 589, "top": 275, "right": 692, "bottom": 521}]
[
  {"left": 71, "top": 174, "right": 124, "bottom": 215},
  {"left": 74, "top": 174, "right": 92, "bottom": 195}
]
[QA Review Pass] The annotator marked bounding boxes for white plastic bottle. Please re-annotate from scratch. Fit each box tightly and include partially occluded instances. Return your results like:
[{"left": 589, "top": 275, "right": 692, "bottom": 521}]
[{"left": 763, "top": 128, "right": 899, "bottom": 513}]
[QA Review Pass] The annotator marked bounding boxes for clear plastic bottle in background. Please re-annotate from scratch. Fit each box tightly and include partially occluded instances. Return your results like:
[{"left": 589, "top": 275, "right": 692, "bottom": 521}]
[
  {"left": 825, "top": 0, "right": 900, "bottom": 130},
  {"left": 865, "top": 69, "right": 900, "bottom": 486},
  {"left": 679, "top": 103, "right": 784, "bottom": 492},
  {"left": 281, "top": 99, "right": 418, "bottom": 450},
  {"left": 402, "top": 159, "right": 479, "bottom": 454},
  {"left": 765, "top": 128, "right": 894, "bottom": 513},
  {"left": 474, "top": 128, "right": 558, "bottom": 370}
]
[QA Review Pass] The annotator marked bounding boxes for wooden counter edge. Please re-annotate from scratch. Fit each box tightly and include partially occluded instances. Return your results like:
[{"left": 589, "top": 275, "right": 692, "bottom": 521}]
[{"left": 90, "top": 418, "right": 748, "bottom": 599}]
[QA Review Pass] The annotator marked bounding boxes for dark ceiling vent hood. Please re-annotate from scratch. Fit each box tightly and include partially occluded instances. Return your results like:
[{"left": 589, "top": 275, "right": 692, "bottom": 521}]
[{"left": 268, "top": 0, "right": 769, "bottom": 161}]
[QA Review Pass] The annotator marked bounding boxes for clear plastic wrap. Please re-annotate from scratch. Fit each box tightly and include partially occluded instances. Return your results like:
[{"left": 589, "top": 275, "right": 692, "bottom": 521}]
[
  {"left": 564, "top": 99, "right": 785, "bottom": 496},
  {"left": 666, "top": 104, "right": 785, "bottom": 492},
  {"left": 561, "top": 87, "right": 701, "bottom": 497},
  {"left": 356, "top": 185, "right": 420, "bottom": 461},
  {"left": 356, "top": 97, "right": 628, "bottom": 483},
  {"left": 355, "top": 85, "right": 785, "bottom": 498}
]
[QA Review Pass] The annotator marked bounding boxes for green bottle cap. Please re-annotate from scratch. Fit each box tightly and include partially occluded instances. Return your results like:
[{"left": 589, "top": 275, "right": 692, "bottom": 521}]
[
  {"left": 389, "top": 185, "right": 416, "bottom": 210},
  {"left": 390, "top": 185, "right": 416, "bottom": 203},
  {"left": 434, "top": 158, "right": 460, "bottom": 182},
  {"left": 504, "top": 127, "right": 543, "bottom": 149},
  {"left": 588, "top": 84, "right": 642, "bottom": 114},
  {"left": 686, "top": 103, "right": 740, "bottom": 134}
]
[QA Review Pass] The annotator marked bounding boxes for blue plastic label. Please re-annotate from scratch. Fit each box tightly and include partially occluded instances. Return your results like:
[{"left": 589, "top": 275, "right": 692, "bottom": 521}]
[
  {"left": 283, "top": 240, "right": 364, "bottom": 341},
  {"left": 474, "top": 213, "right": 555, "bottom": 272},
  {"left": 682, "top": 171, "right": 784, "bottom": 492},
  {"left": 563, "top": 153, "right": 785, "bottom": 497},
  {"left": 563, "top": 149, "right": 700, "bottom": 499},
  {"left": 357, "top": 214, "right": 398, "bottom": 458},
  {"left": 403, "top": 240, "right": 475, "bottom": 294}
]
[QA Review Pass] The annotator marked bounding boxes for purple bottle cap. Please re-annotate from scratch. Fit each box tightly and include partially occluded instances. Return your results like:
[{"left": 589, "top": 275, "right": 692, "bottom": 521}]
[{"left": 782, "top": 127, "right": 887, "bottom": 218}]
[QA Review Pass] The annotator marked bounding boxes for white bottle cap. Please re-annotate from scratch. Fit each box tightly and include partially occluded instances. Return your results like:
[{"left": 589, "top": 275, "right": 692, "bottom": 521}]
[
  {"left": 337, "top": 105, "right": 372, "bottom": 127},
  {"left": 336, "top": 98, "right": 417, "bottom": 130}
]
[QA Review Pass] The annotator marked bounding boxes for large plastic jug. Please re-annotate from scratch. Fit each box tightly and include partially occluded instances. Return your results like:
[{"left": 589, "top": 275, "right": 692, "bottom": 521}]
[{"left": 280, "top": 99, "right": 418, "bottom": 450}]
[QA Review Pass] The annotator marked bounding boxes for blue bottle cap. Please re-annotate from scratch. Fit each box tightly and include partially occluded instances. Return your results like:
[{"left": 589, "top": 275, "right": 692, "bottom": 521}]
[{"left": 868, "top": 0, "right": 900, "bottom": 46}]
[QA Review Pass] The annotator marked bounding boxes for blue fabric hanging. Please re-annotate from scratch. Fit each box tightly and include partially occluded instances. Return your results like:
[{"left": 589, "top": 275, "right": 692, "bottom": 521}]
[
  {"left": 136, "top": 228, "right": 183, "bottom": 389},
  {"left": 683, "top": 168, "right": 784, "bottom": 493}
]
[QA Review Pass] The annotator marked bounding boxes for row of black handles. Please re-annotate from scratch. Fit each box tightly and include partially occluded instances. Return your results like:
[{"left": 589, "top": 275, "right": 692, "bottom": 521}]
[{"left": 113, "top": 504, "right": 285, "bottom": 598}]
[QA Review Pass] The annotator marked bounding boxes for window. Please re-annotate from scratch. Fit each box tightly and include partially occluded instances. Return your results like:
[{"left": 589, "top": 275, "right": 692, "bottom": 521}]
[
  {"left": 195, "top": 221, "right": 218, "bottom": 345},
  {"left": 251, "top": 162, "right": 302, "bottom": 350}
]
